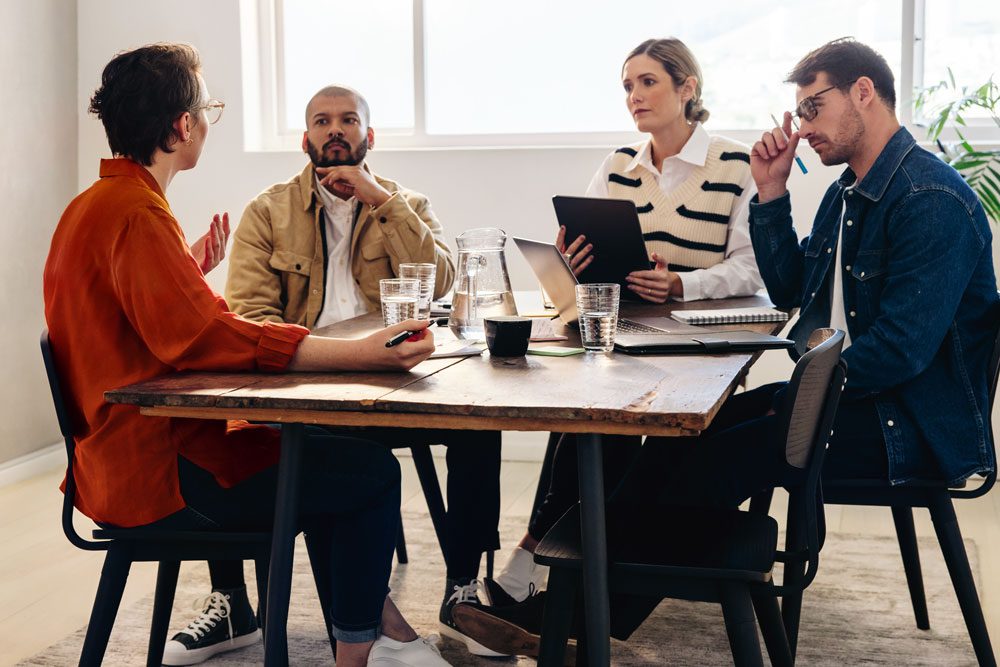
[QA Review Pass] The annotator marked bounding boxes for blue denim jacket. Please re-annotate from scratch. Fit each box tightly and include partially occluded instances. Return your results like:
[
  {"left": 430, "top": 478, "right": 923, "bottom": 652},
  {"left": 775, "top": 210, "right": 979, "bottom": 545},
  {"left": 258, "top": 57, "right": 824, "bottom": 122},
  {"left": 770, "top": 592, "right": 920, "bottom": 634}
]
[{"left": 749, "top": 127, "right": 998, "bottom": 485}]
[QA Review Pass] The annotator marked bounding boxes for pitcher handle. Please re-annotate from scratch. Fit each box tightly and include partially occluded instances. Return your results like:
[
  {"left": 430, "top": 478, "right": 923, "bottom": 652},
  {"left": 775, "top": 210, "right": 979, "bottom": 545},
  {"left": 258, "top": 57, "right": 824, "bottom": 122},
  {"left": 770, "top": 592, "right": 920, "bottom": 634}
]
[{"left": 467, "top": 253, "right": 483, "bottom": 325}]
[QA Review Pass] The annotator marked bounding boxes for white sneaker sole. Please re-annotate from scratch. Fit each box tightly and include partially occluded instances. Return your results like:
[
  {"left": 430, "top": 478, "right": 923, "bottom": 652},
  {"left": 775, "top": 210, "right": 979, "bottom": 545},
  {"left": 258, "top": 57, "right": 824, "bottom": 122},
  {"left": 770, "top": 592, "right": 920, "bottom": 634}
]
[
  {"left": 162, "top": 629, "right": 260, "bottom": 666},
  {"left": 439, "top": 621, "right": 509, "bottom": 657}
]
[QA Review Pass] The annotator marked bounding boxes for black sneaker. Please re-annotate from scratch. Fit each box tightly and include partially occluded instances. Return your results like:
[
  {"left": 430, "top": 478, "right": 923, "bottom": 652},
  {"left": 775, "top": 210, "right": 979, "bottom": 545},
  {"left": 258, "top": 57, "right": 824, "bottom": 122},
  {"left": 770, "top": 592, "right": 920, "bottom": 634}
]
[
  {"left": 438, "top": 580, "right": 508, "bottom": 657},
  {"left": 451, "top": 591, "right": 578, "bottom": 663},
  {"left": 162, "top": 587, "right": 260, "bottom": 666},
  {"left": 482, "top": 576, "right": 533, "bottom": 608}
]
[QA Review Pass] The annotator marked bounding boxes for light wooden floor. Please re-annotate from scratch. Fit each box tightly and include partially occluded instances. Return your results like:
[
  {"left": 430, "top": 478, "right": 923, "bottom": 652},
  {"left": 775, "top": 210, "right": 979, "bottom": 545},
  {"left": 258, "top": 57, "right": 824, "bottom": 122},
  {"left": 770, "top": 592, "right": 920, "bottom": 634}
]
[{"left": 2, "top": 442, "right": 999, "bottom": 665}]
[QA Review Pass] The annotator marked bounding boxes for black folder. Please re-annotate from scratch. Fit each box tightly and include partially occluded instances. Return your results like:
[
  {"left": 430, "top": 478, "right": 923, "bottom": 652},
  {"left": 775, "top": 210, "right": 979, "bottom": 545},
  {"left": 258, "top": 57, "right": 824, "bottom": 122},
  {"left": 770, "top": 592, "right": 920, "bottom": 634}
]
[{"left": 613, "top": 330, "right": 794, "bottom": 355}]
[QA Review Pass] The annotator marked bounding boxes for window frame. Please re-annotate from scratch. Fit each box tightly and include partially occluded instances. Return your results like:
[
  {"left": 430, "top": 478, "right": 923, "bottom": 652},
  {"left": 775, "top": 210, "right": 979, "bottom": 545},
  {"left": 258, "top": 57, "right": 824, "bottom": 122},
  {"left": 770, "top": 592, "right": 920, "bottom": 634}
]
[{"left": 242, "top": 0, "right": 999, "bottom": 152}]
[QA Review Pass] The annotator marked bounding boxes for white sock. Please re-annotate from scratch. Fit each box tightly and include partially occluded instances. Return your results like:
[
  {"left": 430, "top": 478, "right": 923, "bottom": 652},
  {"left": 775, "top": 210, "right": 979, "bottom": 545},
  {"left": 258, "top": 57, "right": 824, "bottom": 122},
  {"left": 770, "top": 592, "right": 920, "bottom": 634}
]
[{"left": 494, "top": 546, "right": 548, "bottom": 601}]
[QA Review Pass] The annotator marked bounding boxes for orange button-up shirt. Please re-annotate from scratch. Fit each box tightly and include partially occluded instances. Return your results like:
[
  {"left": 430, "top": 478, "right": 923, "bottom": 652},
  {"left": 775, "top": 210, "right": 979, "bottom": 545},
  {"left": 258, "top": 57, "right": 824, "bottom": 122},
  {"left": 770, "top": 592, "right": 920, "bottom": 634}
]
[{"left": 44, "top": 159, "right": 309, "bottom": 527}]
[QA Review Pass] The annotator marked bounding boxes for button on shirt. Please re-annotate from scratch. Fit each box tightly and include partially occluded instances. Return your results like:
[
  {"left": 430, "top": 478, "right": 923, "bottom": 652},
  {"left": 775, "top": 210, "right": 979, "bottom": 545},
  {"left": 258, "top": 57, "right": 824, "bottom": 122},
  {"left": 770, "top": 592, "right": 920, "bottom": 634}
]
[
  {"left": 585, "top": 123, "right": 761, "bottom": 301},
  {"left": 313, "top": 178, "right": 369, "bottom": 329}
]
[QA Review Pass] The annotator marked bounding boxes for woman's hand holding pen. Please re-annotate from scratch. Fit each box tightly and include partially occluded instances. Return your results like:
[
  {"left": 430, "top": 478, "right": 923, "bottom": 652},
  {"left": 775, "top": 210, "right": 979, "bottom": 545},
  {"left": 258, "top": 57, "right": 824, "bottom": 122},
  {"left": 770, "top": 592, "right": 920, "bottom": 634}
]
[
  {"left": 751, "top": 111, "right": 800, "bottom": 203},
  {"left": 555, "top": 225, "right": 594, "bottom": 276}
]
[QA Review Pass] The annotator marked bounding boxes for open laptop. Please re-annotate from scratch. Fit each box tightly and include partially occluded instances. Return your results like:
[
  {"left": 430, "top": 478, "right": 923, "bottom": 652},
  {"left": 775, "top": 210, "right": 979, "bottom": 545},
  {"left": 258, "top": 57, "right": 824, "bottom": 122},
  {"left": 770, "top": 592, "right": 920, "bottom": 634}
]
[
  {"left": 512, "top": 237, "right": 696, "bottom": 333},
  {"left": 513, "top": 236, "right": 795, "bottom": 354}
]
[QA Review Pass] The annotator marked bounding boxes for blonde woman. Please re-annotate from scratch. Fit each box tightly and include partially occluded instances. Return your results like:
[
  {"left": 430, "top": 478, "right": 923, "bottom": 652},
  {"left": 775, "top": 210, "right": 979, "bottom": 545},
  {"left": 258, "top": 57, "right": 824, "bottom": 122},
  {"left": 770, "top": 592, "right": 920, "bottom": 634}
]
[{"left": 456, "top": 38, "right": 764, "bottom": 658}]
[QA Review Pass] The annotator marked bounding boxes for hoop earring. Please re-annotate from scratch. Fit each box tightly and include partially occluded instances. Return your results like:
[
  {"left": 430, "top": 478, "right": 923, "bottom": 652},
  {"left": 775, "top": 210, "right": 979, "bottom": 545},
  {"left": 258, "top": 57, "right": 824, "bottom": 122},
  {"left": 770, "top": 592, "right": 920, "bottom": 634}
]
[{"left": 185, "top": 138, "right": 194, "bottom": 146}]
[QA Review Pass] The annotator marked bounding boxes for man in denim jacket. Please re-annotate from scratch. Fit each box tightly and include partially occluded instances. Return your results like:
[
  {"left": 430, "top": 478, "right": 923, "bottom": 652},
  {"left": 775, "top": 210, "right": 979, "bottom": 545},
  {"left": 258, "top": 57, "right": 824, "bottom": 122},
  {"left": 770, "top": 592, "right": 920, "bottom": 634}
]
[{"left": 750, "top": 38, "right": 998, "bottom": 486}]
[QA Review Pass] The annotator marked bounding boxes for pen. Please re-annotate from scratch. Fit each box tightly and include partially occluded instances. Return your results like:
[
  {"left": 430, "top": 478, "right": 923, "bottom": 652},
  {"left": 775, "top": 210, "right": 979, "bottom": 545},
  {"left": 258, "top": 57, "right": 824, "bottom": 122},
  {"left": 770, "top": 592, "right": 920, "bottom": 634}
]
[
  {"left": 770, "top": 113, "right": 808, "bottom": 175},
  {"left": 385, "top": 330, "right": 417, "bottom": 348}
]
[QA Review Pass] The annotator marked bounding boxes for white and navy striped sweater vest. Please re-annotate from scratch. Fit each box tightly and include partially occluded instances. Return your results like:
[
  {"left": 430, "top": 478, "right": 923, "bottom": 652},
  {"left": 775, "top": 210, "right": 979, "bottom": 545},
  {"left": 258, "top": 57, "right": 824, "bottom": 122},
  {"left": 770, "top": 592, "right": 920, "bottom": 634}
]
[{"left": 606, "top": 137, "right": 751, "bottom": 272}]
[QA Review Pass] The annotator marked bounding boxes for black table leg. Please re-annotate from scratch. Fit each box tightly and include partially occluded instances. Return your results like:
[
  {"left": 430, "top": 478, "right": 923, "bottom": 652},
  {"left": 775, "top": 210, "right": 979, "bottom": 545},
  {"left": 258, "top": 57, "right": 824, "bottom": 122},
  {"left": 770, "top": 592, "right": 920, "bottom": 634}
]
[
  {"left": 576, "top": 433, "right": 610, "bottom": 666},
  {"left": 264, "top": 423, "right": 304, "bottom": 666}
]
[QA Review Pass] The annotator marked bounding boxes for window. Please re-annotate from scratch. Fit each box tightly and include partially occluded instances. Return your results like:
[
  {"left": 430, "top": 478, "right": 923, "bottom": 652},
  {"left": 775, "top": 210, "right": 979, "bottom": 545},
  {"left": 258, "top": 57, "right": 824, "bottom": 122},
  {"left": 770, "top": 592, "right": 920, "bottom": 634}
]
[
  {"left": 921, "top": 0, "right": 1000, "bottom": 119},
  {"left": 244, "top": 0, "right": 1000, "bottom": 149}
]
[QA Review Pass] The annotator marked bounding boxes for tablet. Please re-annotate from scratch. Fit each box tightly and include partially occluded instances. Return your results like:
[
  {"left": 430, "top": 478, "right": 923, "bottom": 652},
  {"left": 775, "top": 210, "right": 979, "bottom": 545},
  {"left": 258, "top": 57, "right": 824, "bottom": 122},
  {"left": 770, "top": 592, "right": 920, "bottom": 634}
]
[{"left": 551, "top": 195, "right": 651, "bottom": 298}]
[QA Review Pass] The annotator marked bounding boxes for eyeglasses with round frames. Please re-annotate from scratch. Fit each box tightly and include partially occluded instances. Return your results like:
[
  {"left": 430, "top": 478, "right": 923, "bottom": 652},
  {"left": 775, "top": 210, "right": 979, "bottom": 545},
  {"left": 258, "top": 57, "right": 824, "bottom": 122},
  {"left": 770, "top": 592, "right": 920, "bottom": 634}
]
[
  {"left": 793, "top": 80, "right": 858, "bottom": 122},
  {"left": 196, "top": 99, "right": 225, "bottom": 125}
]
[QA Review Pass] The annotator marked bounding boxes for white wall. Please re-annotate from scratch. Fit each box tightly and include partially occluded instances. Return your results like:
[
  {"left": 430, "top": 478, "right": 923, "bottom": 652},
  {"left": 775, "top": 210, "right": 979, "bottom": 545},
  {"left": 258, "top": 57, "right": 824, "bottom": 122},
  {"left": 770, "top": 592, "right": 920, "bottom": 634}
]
[
  {"left": 0, "top": 0, "right": 77, "bottom": 466},
  {"left": 17, "top": 0, "right": 986, "bottom": 467}
]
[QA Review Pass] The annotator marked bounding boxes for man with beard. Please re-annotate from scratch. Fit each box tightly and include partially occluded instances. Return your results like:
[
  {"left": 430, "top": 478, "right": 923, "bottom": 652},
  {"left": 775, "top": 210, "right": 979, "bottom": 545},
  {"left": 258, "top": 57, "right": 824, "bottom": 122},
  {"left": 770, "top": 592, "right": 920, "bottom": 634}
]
[
  {"left": 159, "top": 87, "right": 503, "bottom": 665},
  {"left": 449, "top": 38, "right": 998, "bottom": 658},
  {"left": 226, "top": 85, "right": 454, "bottom": 326}
]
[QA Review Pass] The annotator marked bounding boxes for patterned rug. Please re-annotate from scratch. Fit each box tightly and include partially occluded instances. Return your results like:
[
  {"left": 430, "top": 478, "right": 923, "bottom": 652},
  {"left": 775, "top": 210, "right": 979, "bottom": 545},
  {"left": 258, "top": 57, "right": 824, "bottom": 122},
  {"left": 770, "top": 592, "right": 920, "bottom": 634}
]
[{"left": 20, "top": 512, "right": 981, "bottom": 666}]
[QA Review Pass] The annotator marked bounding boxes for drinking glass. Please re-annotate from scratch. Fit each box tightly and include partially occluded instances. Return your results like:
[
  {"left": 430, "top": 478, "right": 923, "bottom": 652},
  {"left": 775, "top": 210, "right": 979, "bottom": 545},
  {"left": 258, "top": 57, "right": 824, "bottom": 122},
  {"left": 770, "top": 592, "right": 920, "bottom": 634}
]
[
  {"left": 575, "top": 283, "right": 620, "bottom": 352},
  {"left": 398, "top": 263, "right": 436, "bottom": 320},
  {"left": 379, "top": 278, "right": 420, "bottom": 326}
]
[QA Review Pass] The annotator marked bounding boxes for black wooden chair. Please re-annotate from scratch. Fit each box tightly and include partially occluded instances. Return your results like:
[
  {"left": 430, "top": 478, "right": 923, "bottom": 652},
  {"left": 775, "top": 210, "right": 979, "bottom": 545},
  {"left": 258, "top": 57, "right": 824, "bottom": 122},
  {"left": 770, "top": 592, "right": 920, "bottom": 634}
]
[
  {"left": 41, "top": 330, "right": 275, "bottom": 667},
  {"left": 819, "top": 308, "right": 1000, "bottom": 667},
  {"left": 533, "top": 329, "right": 847, "bottom": 667}
]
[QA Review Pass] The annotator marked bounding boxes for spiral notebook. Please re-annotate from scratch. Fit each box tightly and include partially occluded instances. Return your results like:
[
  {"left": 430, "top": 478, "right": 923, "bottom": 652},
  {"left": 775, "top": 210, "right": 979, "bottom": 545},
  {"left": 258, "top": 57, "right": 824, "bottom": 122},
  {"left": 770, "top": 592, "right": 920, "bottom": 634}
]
[{"left": 670, "top": 307, "right": 789, "bottom": 325}]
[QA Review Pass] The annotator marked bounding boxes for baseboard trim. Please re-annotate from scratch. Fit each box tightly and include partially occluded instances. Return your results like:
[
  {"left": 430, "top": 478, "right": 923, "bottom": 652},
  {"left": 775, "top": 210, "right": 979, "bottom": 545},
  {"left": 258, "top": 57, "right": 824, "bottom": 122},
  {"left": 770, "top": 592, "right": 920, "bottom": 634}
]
[{"left": 0, "top": 443, "right": 65, "bottom": 488}]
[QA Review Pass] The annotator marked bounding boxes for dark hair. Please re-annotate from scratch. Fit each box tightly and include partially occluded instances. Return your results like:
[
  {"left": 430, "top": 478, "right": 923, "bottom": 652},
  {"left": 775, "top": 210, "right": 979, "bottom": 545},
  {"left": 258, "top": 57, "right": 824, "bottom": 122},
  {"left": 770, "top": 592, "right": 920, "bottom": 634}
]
[
  {"left": 785, "top": 37, "right": 896, "bottom": 110},
  {"left": 89, "top": 43, "right": 203, "bottom": 166},
  {"left": 624, "top": 38, "right": 709, "bottom": 123}
]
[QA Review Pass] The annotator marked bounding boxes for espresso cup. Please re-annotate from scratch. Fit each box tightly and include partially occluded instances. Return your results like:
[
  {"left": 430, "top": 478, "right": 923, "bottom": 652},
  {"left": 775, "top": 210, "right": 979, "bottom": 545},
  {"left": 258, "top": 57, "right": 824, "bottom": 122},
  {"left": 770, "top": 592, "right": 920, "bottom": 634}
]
[{"left": 484, "top": 316, "right": 532, "bottom": 357}]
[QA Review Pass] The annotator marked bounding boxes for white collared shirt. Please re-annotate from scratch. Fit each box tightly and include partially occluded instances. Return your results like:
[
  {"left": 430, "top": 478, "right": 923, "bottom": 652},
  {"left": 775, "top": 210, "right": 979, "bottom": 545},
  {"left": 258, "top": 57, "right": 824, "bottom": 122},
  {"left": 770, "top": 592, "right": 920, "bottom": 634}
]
[
  {"left": 312, "top": 177, "right": 369, "bottom": 329},
  {"left": 830, "top": 192, "right": 854, "bottom": 349},
  {"left": 585, "top": 123, "right": 762, "bottom": 301}
]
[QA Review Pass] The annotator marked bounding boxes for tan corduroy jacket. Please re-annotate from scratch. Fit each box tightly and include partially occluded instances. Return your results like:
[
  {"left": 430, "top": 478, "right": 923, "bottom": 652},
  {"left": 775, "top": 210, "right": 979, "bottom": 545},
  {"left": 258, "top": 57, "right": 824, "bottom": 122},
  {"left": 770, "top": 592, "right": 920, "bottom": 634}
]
[{"left": 226, "top": 163, "right": 455, "bottom": 328}]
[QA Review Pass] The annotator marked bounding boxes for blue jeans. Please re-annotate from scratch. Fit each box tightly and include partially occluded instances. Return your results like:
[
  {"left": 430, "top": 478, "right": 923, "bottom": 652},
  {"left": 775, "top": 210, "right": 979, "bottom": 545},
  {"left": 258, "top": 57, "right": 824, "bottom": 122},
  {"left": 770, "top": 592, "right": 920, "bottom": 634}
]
[{"left": 142, "top": 428, "right": 400, "bottom": 643}]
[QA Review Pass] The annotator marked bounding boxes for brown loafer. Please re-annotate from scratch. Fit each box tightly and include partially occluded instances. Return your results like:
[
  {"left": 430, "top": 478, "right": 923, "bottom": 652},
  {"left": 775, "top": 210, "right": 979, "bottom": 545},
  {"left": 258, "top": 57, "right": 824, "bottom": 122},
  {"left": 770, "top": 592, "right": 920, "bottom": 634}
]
[{"left": 451, "top": 602, "right": 576, "bottom": 665}]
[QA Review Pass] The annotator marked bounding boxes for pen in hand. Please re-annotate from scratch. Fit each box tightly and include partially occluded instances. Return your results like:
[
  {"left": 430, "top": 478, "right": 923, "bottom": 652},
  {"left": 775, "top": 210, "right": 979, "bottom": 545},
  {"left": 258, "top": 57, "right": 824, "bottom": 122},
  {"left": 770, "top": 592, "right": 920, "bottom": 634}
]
[
  {"left": 770, "top": 113, "right": 808, "bottom": 175},
  {"left": 385, "top": 329, "right": 420, "bottom": 348}
]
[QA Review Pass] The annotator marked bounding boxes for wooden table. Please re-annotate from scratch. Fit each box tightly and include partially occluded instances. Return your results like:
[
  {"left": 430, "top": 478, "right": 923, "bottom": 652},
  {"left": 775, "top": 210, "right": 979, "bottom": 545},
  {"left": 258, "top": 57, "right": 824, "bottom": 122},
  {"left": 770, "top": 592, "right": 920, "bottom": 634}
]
[{"left": 106, "top": 294, "right": 786, "bottom": 666}]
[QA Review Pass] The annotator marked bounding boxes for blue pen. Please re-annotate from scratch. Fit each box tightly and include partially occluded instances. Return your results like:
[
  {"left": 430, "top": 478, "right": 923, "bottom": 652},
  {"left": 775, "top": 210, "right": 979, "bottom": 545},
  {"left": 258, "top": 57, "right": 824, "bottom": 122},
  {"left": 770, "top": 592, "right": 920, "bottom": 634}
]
[{"left": 770, "top": 113, "right": 808, "bottom": 175}]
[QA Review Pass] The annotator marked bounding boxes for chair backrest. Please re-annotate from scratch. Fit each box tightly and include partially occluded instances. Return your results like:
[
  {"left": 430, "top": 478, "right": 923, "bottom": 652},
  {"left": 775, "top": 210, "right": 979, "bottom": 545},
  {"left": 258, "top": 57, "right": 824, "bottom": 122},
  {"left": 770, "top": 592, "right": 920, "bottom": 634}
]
[
  {"left": 774, "top": 328, "right": 847, "bottom": 592},
  {"left": 953, "top": 295, "right": 1000, "bottom": 498},
  {"left": 39, "top": 330, "right": 106, "bottom": 551}
]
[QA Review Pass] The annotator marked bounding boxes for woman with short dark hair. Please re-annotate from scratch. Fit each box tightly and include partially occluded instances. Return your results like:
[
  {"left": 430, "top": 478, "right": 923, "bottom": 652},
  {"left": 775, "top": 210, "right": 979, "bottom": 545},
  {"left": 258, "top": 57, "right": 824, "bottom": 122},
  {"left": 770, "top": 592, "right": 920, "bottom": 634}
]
[{"left": 45, "top": 43, "right": 448, "bottom": 667}]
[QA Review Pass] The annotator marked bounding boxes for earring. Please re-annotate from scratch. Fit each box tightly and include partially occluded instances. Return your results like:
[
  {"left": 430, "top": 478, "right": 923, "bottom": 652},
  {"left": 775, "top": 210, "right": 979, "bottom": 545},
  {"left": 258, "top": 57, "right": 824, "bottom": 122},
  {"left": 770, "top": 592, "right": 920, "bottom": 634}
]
[{"left": 185, "top": 138, "right": 194, "bottom": 146}]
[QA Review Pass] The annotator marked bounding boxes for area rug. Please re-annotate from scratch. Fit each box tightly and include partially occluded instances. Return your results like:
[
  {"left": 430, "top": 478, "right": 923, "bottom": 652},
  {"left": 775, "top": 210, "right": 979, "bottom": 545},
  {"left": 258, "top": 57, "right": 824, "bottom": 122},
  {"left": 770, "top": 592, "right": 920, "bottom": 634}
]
[{"left": 20, "top": 512, "right": 982, "bottom": 666}]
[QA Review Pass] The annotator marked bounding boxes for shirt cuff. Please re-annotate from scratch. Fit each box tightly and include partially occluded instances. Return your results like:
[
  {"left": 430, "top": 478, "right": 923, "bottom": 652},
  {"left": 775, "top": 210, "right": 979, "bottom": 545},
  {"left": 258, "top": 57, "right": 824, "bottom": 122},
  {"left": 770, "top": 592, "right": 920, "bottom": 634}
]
[
  {"left": 675, "top": 271, "right": 703, "bottom": 302},
  {"left": 256, "top": 321, "right": 310, "bottom": 372},
  {"left": 748, "top": 191, "right": 792, "bottom": 226}
]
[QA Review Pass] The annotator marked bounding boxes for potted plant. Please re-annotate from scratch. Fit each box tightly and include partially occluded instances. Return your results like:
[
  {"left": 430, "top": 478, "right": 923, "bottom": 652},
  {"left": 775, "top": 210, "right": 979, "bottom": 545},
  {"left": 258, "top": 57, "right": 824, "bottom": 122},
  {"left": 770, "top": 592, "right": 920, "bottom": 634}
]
[{"left": 915, "top": 70, "right": 1000, "bottom": 224}]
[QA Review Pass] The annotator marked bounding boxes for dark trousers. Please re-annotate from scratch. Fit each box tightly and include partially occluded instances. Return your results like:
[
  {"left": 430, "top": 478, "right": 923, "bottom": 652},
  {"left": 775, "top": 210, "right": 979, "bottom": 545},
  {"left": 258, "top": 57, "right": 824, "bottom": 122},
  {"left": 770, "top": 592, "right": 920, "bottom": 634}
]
[
  {"left": 208, "top": 427, "right": 501, "bottom": 587},
  {"left": 146, "top": 429, "right": 400, "bottom": 640},
  {"left": 527, "top": 432, "right": 642, "bottom": 542},
  {"left": 604, "top": 381, "right": 889, "bottom": 639},
  {"left": 372, "top": 428, "right": 503, "bottom": 580}
]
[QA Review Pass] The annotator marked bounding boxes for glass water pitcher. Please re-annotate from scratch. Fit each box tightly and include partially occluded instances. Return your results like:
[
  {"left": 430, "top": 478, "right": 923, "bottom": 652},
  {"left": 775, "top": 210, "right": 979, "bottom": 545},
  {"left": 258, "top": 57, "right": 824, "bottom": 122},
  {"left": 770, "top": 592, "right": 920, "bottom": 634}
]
[{"left": 449, "top": 228, "right": 517, "bottom": 339}]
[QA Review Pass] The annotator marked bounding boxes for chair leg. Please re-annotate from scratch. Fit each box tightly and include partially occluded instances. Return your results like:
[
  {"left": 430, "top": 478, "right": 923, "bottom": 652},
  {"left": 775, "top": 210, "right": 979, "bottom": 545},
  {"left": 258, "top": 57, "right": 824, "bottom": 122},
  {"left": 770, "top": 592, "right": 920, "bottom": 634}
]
[
  {"left": 410, "top": 444, "right": 450, "bottom": 568},
  {"left": 721, "top": 585, "right": 764, "bottom": 667},
  {"left": 538, "top": 567, "right": 576, "bottom": 667},
  {"left": 395, "top": 511, "right": 408, "bottom": 564},
  {"left": 485, "top": 549, "right": 495, "bottom": 580},
  {"left": 146, "top": 560, "right": 180, "bottom": 667},
  {"left": 928, "top": 494, "right": 996, "bottom": 666},
  {"left": 304, "top": 531, "right": 338, "bottom": 659},
  {"left": 79, "top": 546, "right": 132, "bottom": 667},
  {"left": 890, "top": 505, "right": 930, "bottom": 630},
  {"left": 254, "top": 551, "right": 270, "bottom": 632},
  {"left": 752, "top": 590, "right": 793, "bottom": 667},
  {"left": 780, "top": 491, "right": 807, "bottom": 661}
]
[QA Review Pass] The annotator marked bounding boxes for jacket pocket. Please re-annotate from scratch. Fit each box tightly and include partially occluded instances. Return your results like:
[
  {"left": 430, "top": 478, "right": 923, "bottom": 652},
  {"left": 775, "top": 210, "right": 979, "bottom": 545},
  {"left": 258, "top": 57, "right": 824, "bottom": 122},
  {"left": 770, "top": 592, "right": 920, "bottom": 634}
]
[
  {"left": 269, "top": 250, "right": 312, "bottom": 276},
  {"left": 360, "top": 240, "right": 390, "bottom": 261},
  {"left": 804, "top": 233, "right": 828, "bottom": 258},
  {"left": 851, "top": 249, "right": 887, "bottom": 281}
]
